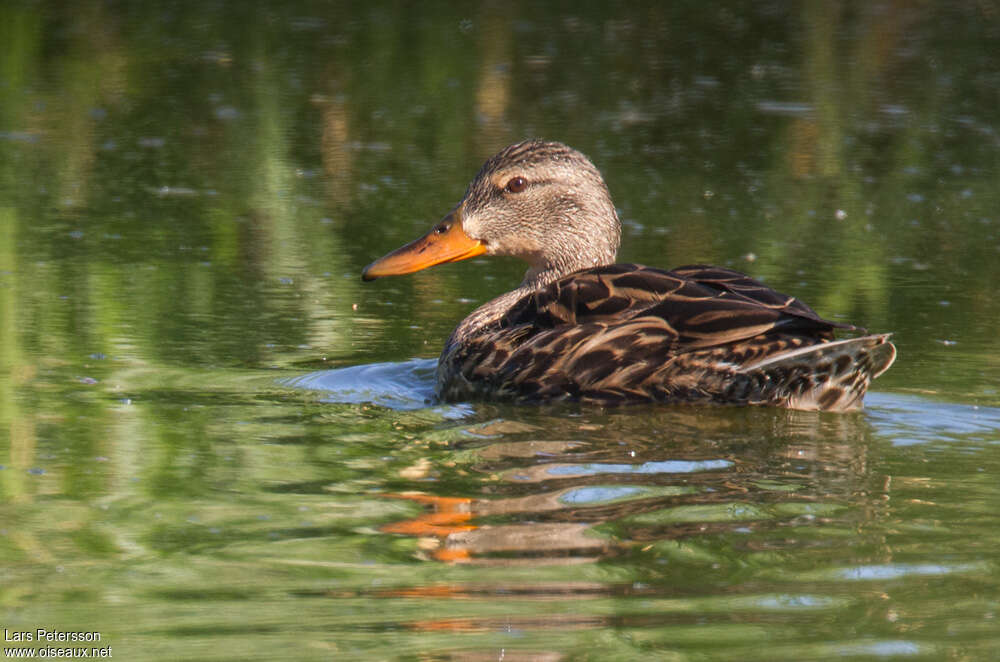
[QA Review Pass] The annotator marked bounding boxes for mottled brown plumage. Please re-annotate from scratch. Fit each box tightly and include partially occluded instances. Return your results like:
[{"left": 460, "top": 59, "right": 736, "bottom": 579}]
[{"left": 363, "top": 140, "right": 896, "bottom": 411}]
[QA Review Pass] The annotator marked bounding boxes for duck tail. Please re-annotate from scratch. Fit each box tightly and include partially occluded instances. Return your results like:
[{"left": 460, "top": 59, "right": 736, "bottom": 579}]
[{"left": 738, "top": 334, "right": 897, "bottom": 412}]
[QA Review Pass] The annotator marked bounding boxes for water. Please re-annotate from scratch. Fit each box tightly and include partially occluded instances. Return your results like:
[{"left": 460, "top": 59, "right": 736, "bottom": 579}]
[
  {"left": 284, "top": 359, "right": 439, "bottom": 409},
  {"left": 2, "top": 2, "right": 1000, "bottom": 660}
]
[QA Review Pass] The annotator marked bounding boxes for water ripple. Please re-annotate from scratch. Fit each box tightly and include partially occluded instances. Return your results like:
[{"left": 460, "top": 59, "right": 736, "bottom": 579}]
[
  {"left": 282, "top": 358, "right": 438, "bottom": 410},
  {"left": 866, "top": 393, "right": 1000, "bottom": 446}
]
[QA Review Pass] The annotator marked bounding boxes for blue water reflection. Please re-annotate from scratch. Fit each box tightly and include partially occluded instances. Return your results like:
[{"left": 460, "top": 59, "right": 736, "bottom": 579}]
[
  {"left": 283, "top": 358, "right": 437, "bottom": 409},
  {"left": 544, "top": 459, "right": 733, "bottom": 476},
  {"left": 836, "top": 563, "right": 978, "bottom": 581},
  {"left": 866, "top": 393, "right": 1000, "bottom": 446}
]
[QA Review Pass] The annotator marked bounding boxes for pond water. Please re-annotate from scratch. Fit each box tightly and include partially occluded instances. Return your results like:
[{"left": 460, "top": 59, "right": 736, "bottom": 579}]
[{"left": 2, "top": 3, "right": 1000, "bottom": 660}]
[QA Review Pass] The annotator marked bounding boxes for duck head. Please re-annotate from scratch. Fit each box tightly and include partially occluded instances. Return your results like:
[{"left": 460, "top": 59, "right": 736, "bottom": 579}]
[{"left": 362, "top": 140, "right": 621, "bottom": 288}]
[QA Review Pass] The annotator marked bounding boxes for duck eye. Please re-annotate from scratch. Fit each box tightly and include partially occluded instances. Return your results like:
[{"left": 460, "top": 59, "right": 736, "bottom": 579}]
[{"left": 504, "top": 176, "right": 527, "bottom": 193}]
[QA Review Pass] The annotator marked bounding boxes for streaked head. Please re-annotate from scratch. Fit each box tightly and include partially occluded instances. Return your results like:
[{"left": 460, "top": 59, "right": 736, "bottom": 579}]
[{"left": 362, "top": 140, "right": 621, "bottom": 287}]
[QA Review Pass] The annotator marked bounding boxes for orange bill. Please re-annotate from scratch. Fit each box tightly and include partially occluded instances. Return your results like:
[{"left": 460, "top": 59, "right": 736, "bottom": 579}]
[{"left": 362, "top": 211, "right": 486, "bottom": 281}]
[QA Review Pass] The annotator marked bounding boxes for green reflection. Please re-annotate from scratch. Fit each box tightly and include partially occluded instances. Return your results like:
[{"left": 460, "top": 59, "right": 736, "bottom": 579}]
[{"left": 2, "top": 3, "right": 1000, "bottom": 661}]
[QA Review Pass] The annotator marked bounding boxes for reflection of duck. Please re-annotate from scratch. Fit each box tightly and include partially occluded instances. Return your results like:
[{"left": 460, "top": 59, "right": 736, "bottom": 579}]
[{"left": 363, "top": 141, "right": 895, "bottom": 410}]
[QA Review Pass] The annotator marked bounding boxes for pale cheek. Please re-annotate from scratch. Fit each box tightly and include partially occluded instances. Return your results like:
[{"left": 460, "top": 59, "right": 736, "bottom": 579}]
[
  {"left": 499, "top": 234, "right": 543, "bottom": 258},
  {"left": 461, "top": 216, "right": 483, "bottom": 240}
]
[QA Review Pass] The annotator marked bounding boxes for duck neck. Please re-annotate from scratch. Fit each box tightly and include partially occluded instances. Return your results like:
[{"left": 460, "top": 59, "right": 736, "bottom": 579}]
[
  {"left": 442, "top": 226, "right": 619, "bottom": 353},
  {"left": 441, "top": 260, "right": 594, "bottom": 353},
  {"left": 442, "top": 284, "right": 534, "bottom": 353}
]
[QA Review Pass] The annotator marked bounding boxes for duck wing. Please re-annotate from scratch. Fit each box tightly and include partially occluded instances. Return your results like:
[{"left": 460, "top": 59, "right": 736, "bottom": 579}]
[
  {"left": 438, "top": 263, "right": 891, "bottom": 408},
  {"left": 501, "top": 263, "right": 858, "bottom": 350}
]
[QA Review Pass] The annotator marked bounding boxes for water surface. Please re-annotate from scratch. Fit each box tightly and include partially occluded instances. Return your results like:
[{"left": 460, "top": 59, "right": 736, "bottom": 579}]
[{"left": 2, "top": 3, "right": 1000, "bottom": 660}]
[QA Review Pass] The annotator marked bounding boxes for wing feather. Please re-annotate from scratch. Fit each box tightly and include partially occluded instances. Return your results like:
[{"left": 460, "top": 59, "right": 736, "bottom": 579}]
[{"left": 437, "top": 263, "right": 890, "bottom": 409}]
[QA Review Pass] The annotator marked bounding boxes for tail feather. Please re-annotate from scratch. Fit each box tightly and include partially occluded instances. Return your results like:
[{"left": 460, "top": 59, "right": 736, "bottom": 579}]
[{"left": 739, "top": 334, "right": 896, "bottom": 412}]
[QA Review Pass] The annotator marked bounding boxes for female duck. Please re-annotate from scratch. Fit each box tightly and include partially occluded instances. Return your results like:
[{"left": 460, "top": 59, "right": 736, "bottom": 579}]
[{"left": 362, "top": 141, "right": 895, "bottom": 411}]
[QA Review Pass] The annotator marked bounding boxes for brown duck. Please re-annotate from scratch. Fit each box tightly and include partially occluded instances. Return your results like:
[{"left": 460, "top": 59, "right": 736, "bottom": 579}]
[{"left": 362, "top": 140, "right": 895, "bottom": 411}]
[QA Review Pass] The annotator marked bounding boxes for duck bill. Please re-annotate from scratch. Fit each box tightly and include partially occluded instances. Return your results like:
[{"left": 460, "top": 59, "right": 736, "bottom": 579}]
[{"left": 362, "top": 211, "right": 486, "bottom": 281}]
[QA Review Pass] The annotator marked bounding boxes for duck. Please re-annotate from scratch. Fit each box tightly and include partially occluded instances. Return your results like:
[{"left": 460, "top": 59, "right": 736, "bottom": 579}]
[{"left": 362, "top": 140, "right": 896, "bottom": 411}]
